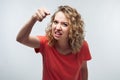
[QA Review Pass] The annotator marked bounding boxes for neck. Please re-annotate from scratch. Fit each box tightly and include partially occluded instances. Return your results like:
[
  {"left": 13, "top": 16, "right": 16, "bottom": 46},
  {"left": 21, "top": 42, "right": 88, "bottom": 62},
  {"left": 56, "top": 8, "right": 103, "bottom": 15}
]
[{"left": 55, "top": 41, "right": 72, "bottom": 55}]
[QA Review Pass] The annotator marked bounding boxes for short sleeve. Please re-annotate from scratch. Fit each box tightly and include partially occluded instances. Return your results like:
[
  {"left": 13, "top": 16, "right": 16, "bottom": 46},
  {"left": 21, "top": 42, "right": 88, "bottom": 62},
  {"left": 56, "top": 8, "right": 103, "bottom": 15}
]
[
  {"left": 34, "top": 36, "right": 47, "bottom": 54},
  {"left": 80, "top": 40, "right": 92, "bottom": 61}
]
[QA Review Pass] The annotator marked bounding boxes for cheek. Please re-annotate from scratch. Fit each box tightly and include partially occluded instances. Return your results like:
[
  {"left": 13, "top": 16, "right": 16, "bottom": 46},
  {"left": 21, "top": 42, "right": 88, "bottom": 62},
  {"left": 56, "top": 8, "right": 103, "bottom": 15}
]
[
  {"left": 65, "top": 28, "right": 70, "bottom": 37},
  {"left": 63, "top": 28, "right": 69, "bottom": 38},
  {"left": 51, "top": 24, "right": 55, "bottom": 29},
  {"left": 64, "top": 28, "right": 69, "bottom": 34}
]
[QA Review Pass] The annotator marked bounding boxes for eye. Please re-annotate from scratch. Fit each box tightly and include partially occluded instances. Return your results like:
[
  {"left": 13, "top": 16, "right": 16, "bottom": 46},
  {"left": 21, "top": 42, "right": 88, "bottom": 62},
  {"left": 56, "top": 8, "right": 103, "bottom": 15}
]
[
  {"left": 62, "top": 23, "right": 68, "bottom": 27},
  {"left": 53, "top": 20, "right": 58, "bottom": 25}
]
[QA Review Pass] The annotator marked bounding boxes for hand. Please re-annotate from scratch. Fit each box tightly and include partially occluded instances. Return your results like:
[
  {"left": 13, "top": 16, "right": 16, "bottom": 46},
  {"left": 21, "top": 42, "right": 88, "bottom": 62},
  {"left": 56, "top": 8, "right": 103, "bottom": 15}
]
[{"left": 32, "top": 8, "right": 50, "bottom": 22}]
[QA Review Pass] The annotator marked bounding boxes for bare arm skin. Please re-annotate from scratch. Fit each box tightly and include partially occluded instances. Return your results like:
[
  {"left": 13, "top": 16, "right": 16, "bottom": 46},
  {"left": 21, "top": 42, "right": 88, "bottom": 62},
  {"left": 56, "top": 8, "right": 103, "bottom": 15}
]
[
  {"left": 16, "top": 8, "right": 50, "bottom": 48},
  {"left": 81, "top": 61, "right": 88, "bottom": 80}
]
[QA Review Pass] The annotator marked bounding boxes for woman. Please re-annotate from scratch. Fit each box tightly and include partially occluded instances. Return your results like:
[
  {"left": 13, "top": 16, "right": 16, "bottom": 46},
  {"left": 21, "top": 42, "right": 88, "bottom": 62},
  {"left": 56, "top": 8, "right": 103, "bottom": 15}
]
[{"left": 16, "top": 5, "right": 91, "bottom": 80}]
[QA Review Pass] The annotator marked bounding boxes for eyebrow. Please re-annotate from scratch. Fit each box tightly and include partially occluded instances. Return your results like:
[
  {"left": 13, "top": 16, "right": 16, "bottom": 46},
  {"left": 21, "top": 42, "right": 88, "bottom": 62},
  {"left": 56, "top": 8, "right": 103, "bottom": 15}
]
[{"left": 53, "top": 19, "right": 69, "bottom": 24}]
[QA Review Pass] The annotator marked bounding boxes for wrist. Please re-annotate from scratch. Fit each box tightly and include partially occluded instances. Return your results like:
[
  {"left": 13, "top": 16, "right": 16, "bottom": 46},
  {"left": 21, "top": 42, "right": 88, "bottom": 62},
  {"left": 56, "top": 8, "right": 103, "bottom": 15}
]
[{"left": 31, "top": 15, "right": 37, "bottom": 22}]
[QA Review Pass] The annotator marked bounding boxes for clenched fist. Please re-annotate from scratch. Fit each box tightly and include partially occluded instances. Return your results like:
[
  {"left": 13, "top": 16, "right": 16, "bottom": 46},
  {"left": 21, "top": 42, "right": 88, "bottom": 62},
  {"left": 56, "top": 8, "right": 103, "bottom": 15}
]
[{"left": 32, "top": 8, "right": 50, "bottom": 22}]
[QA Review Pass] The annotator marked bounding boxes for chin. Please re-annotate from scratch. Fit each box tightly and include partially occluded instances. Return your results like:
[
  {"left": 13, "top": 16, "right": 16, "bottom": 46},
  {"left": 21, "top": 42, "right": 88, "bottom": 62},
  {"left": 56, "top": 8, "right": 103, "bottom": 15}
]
[{"left": 53, "top": 36, "right": 60, "bottom": 40}]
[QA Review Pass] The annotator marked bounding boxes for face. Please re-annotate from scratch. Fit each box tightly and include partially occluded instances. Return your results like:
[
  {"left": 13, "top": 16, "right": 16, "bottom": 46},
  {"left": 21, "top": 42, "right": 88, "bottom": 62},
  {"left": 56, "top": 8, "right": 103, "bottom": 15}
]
[{"left": 52, "top": 11, "right": 69, "bottom": 41}]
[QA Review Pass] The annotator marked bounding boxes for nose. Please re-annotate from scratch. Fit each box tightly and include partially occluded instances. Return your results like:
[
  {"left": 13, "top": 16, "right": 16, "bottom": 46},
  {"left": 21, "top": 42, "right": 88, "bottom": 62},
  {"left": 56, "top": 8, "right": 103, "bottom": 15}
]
[{"left": 56, "top": 24, "right": 62, "bottom": 30}]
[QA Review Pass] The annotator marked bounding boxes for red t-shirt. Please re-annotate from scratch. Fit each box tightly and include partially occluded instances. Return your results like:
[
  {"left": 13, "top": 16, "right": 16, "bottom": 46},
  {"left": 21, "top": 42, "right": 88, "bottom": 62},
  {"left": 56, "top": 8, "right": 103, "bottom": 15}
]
[{"left": 35, "top": 36, "right": 91, "bottom": 80}]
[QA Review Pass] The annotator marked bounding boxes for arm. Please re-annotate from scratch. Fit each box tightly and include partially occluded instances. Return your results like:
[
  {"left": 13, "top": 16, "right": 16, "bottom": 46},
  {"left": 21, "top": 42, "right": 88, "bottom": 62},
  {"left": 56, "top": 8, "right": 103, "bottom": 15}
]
[
  {"left": 81, "top": 61, "right": 88, "bottom": 80},
  {"left": 16, "top": 8, "right": 50, "bottom": 48}
]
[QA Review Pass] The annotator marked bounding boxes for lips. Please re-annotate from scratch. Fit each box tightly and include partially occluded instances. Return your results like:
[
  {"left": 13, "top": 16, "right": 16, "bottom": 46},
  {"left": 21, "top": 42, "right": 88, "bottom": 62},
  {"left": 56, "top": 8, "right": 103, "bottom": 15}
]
[
  {"left": 54, "top": 31, "right": 62, "bottom": 38},
  {"left": 55, "top": 31, "right": 62, "bottom": 35}
]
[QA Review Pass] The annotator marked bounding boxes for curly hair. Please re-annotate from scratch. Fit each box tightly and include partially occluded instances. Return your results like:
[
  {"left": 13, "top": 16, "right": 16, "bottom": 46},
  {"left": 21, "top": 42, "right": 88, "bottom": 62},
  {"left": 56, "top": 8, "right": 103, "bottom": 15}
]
[{"left": 46, "top": 5, "right": 85, "bottom": 53}]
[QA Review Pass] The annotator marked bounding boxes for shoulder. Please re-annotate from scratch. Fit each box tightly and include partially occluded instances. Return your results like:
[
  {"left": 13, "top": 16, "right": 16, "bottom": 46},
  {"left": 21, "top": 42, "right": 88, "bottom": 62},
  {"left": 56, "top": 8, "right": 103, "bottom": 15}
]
[
  {"left": 37, "top": 36, "right": 47, "bottom": 40},
  {"left": 79, "top": 40, "right": 92, "bottom": 60},
  {"left": 78, "top": 40, "right": 90, "bottom": 55},
  {"left": 34, "top": 36, "right": 49, "bottom": 53},
  {"left": 82, "top": 40, "right": 89, "bottom": 48},
  {"left": 37, "top": 36, "right": 48, "bottom": 42},
  {"left": 36, "top": 35, "right": 49, "bottom": 47}
]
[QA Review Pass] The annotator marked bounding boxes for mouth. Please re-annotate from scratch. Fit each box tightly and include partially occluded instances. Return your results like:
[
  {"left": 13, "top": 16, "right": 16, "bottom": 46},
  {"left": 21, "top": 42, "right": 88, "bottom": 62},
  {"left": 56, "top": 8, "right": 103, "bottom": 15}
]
[{"left": 54, "top": 31, "right": 62, "bottom": 38}]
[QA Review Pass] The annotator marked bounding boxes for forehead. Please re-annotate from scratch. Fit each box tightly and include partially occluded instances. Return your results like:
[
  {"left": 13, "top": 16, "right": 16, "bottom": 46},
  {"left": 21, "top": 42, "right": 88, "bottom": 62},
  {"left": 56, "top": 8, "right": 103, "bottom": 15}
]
[{"left": 54, "top": 11, "right": 68, "bottom": 22}]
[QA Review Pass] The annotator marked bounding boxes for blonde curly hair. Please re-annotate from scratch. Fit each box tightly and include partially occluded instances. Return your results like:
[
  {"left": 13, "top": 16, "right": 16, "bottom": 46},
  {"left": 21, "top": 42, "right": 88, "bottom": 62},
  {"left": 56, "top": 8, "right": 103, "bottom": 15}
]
[{"left": 46, "top": 5, "right": 85, "bottom": 53}]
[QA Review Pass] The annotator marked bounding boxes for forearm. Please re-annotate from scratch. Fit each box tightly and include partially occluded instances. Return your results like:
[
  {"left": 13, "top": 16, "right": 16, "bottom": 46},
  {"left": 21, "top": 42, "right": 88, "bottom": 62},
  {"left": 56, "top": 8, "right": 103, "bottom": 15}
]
[{"left": 16, "top": 16, "right": 37, "bottom": 42}]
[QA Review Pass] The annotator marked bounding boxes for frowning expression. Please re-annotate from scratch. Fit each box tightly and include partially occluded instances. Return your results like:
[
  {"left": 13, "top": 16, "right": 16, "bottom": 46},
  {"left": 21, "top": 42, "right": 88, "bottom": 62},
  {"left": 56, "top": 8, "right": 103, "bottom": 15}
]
[{"left": 52, "top": 11, "right": 70, "bottom": 41}]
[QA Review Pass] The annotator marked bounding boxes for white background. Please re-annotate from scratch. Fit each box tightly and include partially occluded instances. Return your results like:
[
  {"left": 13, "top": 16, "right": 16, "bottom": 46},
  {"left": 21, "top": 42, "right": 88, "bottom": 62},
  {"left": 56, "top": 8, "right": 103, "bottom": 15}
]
[{"left": 0, "top": 0, "right": 120, "bottom": 80}]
